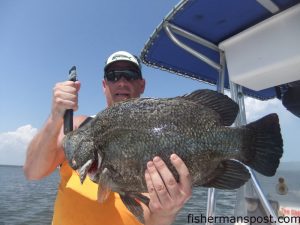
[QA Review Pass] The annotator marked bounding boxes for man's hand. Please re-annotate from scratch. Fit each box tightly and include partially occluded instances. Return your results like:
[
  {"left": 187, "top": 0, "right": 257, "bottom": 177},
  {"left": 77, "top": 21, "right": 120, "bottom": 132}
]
[
  {"left": 51, "top": 81, "right": 80, "bottom": 121},
  {"left": 144, "top": 154, "right": 192, "bottom": 225}
]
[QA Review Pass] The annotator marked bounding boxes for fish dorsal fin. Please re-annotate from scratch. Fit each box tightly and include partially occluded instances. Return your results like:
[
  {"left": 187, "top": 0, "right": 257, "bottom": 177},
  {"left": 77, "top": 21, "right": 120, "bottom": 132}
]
[
  {"left": 182, "top": 89, "right": 239, "bottom": 126},
  {"left": 202, "top": 160, "right": 250, "bottom": 189}
]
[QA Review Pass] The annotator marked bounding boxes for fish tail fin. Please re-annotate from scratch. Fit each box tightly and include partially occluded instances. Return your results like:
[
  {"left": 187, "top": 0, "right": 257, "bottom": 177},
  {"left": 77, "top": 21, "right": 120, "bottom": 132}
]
[{"left": 242, "top": 113, "right": 283, "bottom": 176}]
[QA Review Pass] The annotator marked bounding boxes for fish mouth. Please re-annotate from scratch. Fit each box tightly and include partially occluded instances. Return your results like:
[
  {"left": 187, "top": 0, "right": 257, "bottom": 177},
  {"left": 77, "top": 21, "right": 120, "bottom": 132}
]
[{"left": 77, "top": 153, "right": 102, "bottom": 183}]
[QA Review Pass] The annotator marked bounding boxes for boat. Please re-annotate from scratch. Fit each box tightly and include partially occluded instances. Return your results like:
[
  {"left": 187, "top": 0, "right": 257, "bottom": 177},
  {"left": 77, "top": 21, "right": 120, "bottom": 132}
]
[{"left": 140, "top": 0, "right": 300, "bottom": 224}]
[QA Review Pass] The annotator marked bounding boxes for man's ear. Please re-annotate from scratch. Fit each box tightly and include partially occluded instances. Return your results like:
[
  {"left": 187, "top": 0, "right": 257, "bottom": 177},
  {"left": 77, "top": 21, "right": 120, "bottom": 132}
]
[
  {"left": 140, "top": 79, "right": 146, "bottom": 94},
  {"left": 102, "top": 79, "right": 106, "bottom": 93}
]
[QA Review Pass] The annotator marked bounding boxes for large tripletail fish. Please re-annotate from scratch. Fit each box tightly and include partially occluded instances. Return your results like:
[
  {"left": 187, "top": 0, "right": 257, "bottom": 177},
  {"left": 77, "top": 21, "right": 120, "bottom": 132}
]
[{"left": 63, "top": 89, "right": 283, "bottom": 223}]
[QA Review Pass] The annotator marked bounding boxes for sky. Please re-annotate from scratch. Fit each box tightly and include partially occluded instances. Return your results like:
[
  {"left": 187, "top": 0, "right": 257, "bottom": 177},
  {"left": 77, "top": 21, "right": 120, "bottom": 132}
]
[{"left": 0, "top": 0, "right": 299, "bottom": 166}]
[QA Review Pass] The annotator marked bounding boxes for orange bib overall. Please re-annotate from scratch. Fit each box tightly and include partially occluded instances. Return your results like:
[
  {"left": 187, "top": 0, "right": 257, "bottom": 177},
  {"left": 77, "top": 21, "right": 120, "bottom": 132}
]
[{"left": 52, "top": 161, "right": 141, "bottom": 225}]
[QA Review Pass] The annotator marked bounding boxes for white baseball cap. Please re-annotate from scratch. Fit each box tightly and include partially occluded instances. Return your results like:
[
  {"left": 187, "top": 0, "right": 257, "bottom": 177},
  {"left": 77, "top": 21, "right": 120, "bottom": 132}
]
[{"left": 104, "top": 51, "right": 141, "bottom": 72}]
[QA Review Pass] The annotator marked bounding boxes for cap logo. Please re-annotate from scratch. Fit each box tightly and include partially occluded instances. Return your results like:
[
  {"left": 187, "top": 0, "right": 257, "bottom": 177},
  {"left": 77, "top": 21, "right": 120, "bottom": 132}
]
[{"left": 112, "top": 54, "right": 132, "bottom": 61}]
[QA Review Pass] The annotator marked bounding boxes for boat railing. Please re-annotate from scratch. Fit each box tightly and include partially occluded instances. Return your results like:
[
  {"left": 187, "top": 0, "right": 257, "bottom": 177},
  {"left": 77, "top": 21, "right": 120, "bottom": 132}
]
[{"left": 163, "top": 20, "right": 280, "bottom": 225}]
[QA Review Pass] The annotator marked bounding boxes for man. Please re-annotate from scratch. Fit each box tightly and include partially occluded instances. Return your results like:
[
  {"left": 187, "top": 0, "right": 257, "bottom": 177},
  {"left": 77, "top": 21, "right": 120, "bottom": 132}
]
[{"left": 24, "top": 51, "right": 192, "bottom": 225}]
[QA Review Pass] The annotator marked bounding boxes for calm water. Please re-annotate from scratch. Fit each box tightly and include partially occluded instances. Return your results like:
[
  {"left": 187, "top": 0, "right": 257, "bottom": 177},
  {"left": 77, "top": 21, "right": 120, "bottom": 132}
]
[
  {"left": 0, "top": 165, "right": 236, "bottom": 225},
  {"left": 0, "top": 165, "right": 59, "bottom": 225}
]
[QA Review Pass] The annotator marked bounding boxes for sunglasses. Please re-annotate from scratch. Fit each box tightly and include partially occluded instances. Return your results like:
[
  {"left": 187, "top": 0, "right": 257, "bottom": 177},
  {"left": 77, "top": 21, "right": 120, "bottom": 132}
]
[{"left": 105, "top": 70, "right": 142, "bottom": 82}]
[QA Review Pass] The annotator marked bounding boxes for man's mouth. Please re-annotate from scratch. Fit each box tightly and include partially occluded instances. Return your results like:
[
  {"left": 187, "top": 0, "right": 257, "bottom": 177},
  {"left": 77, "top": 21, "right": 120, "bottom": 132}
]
[
  {"left": 115, "top": 93, "right": 130, "bottom": 102},
  {"left": 115, "top": 93, "right": 130, "bottom": 98}
]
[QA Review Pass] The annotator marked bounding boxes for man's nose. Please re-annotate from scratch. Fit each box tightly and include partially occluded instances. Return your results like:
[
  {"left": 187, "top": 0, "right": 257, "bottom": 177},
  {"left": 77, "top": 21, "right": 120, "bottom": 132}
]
[{"left": 116, "top": 76, "right": 130, "bottom": 86}]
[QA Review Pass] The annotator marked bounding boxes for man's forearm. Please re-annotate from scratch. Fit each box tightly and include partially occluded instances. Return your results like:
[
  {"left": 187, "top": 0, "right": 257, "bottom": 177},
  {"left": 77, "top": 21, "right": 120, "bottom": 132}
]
[{"left": 23, "top": 115, "right": 64, "bottom": 180}]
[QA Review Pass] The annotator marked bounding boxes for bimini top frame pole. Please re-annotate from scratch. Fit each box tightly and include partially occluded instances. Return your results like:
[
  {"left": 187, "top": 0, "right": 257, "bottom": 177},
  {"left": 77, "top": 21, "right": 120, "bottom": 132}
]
[
  {"left": 163, "top": 19, "right": 280, "bottom": 225},
  {"left": 229, "top": 81, "right": 280, "bottom": 225},
  {"left": 163, "top": 22, "right": 225, "bottom": 94},
  {"left": 164, "top": 21, "right": 224, "bottom": 225},
  {"left": 163, "top": 23, "right": 221, "bottom": 71}
]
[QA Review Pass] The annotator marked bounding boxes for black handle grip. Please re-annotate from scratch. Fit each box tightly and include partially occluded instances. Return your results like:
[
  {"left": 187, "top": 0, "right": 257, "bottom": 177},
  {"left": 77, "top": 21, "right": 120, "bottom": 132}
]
[
  {"left": 64, "top": 109, "right": 73, "bottom": 134},
  {"left": 63, "top": 66, "right": 77, "bottom": 135}
]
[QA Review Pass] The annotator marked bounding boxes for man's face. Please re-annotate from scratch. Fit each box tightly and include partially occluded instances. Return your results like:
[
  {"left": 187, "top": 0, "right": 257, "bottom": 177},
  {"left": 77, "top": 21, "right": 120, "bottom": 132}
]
[{"left": 102, "top": 61, "right": 145, "bottom": 107}]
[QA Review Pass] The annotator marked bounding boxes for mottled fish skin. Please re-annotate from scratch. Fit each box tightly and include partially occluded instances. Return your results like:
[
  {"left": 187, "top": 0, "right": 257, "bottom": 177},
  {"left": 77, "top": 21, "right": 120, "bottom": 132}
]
[
  {"left": 63, "top": 89, "right": 282, "bottom": 193},
  {"left": 63, "top": 89, "right": 283, "bottom": 223},
  {"left": 91, "top": 98, "right": 243, "bottom": 193}
]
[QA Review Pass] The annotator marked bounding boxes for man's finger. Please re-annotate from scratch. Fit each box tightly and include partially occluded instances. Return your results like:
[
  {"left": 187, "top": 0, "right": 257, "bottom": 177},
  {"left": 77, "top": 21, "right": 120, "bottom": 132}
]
[
  {"left": 152, "top": 156, "right": 180, "bottom": 199},
  {"left": 145, "top": 169, "right": 161, "bottom": 210},
  {"left": 170, "top": 154, "right": 192, "bottom": 194},
  {"left": 74, "top": 81, "right": 81, "bottom": 91},
  {"left": 146, "top": 161, "right": 171, "bottom": 205}
]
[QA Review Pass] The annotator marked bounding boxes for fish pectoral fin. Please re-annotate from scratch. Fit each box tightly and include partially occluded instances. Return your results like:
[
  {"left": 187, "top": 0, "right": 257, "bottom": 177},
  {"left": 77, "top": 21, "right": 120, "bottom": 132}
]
[
  {"left": 120, "top": 193, "right": 145, "bottom": 224},
  {"left": 202, "top": 160, "right": 250, "bottom": 190},
  {"left": 97, "top": 183, "right": 111, "bottom": 203}
]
